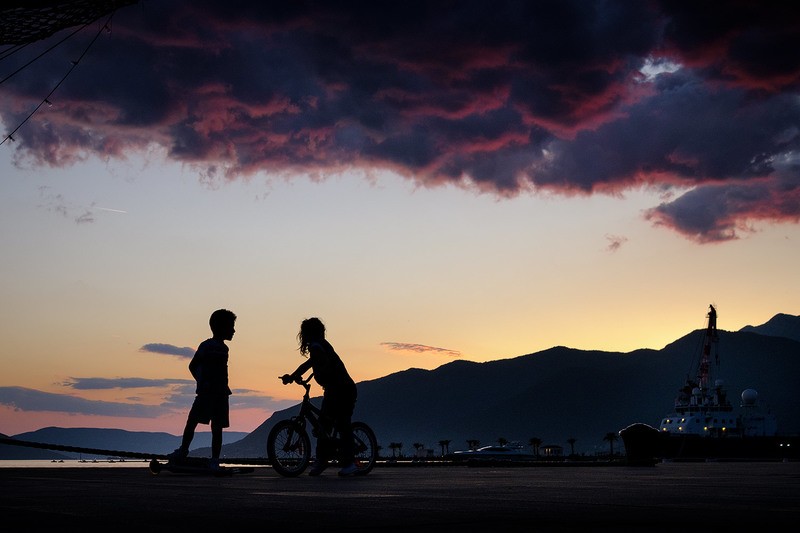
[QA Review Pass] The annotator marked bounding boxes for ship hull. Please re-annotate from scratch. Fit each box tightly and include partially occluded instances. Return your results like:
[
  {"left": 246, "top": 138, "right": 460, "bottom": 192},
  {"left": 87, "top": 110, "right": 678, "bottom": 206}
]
[{"left": 620, "top": 423, "right": 799, "bottom": 465}]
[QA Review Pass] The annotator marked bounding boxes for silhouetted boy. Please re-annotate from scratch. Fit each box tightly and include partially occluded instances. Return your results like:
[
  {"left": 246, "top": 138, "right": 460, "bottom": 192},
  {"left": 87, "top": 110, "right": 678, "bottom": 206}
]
[{"left": 168, "top": 309, "right": 236, "bottom": 468}]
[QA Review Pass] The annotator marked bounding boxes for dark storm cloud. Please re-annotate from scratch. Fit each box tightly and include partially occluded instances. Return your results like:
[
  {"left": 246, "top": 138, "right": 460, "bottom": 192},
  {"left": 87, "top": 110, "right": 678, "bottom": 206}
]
[
  {"left": 1, "top": 0, "right": 798, "bottom": 242},
  {"left": 645, "top": 173, "right": 800, "bottom": 243}
]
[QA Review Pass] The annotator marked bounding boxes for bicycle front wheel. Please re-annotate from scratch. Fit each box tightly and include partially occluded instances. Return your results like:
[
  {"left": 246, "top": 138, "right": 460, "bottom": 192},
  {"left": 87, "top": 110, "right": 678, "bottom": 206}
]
[
  {"left": 267, "top": 420, "right": 311, "bottom": 477},
  {"left": 351, "top": 421, "right": 378, "bottom": 476}
]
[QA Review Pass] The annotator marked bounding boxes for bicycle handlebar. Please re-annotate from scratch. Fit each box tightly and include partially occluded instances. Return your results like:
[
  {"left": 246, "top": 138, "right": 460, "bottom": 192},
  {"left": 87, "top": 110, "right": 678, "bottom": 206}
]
[{"left": 279, "top": 373, "right": 314, "bottom": 386}]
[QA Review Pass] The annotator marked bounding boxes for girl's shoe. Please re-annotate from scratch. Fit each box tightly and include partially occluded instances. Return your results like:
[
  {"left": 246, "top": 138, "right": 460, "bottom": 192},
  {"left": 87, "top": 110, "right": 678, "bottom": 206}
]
[
  {"left": 308, "top": 461, "right": 328, "bottom": 476},
  {"left": 338, "top": 463, "right": 358, "bottom": 476}
]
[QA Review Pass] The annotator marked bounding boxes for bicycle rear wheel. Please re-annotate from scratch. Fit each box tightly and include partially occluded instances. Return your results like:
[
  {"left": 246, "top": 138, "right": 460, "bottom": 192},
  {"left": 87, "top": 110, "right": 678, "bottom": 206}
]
[
  {"left": 351, "top": 421, "right": 378, "bottom": 476},
  {"left": 267, "top": 420, "right": 311, "bottom": 477}
]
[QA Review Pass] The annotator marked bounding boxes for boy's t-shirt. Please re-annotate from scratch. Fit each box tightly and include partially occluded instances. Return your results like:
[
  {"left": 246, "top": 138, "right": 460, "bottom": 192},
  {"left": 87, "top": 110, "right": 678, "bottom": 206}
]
[{"left": 189, "top": 338, "right": 232, "bottom": 396}]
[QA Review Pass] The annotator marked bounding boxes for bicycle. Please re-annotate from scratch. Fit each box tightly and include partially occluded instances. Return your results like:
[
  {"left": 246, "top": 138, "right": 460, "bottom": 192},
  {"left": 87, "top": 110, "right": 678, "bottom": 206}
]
[{"left": 267, "top": 373, "right": 378, "bottom": 477}]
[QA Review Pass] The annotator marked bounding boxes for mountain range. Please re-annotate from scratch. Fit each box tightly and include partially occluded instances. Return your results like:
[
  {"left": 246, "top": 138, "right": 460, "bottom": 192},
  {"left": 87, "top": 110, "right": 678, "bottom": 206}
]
[{"left": 4, "top": 311, "right": 799, "bottom": 459}]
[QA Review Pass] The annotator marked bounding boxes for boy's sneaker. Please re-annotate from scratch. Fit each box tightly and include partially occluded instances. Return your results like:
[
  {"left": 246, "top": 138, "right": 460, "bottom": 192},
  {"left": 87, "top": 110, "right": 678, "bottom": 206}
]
[
  {"left": 166, "top": 448, "right": 187, "bottom": 461},
  {"left": 308, "top": 461, "right": 328, "bottom": 476},
  {"left": 338, "top": 463, "right": 359, "bottom": 476}
]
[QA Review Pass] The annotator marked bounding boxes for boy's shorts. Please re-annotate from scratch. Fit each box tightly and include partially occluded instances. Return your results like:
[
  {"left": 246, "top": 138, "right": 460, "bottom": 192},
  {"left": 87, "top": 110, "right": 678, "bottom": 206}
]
[{"left": 188, "top": 394, "right": 230, "bottom": 428}]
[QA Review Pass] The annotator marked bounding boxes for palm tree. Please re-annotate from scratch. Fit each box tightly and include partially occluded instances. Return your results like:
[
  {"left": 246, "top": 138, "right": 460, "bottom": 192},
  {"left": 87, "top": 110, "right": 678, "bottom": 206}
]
[
  {"left": 466, "top": 439, "right": 480, "bottom": 451},
  {"left": 603, "top": 432, "right": 619, "bottom": 457},
  {"left": 438, "top": 439, "right": 451, "bottom": 457},
  {"left": 388, "top": 442, "right": 403, "bottom": 458},
  {"left": 412, "top": 442, "right": 424, "bottom": 459},
  {"left": 497, "top": 437, "right": 508, "bottom": 447},
  {"left": 567, "top": 437, "right": 577, "bottom": 457},
  {"left": 528, "top": 437, "right": 542, "bottom": 457}
]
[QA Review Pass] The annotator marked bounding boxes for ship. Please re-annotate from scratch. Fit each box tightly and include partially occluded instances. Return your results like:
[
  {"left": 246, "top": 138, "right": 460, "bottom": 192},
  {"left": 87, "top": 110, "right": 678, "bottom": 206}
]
[{"left": 620, "top": 304, "right": 799, "bottom": 464}]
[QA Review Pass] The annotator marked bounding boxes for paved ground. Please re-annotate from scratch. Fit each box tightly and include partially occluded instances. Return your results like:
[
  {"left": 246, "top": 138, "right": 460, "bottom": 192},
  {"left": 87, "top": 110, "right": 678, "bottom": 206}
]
[{"left": 2, "top": 461, "right": 798, "bottom": 531}]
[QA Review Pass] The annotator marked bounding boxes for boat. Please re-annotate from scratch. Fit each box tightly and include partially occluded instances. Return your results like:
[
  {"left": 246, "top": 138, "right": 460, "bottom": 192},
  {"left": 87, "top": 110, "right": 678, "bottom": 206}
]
[
  {"left": 620, "top": 304, "right": 799, "bottom": 464},
  {"left": 450, "top": 443, "right": 536, "bottom": 462}
]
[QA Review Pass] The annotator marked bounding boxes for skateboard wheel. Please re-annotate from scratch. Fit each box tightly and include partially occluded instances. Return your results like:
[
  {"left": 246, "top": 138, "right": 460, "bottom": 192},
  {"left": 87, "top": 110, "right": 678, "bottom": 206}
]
[{"left": 148, "top": 458, "right": 162, "bottom": 474}]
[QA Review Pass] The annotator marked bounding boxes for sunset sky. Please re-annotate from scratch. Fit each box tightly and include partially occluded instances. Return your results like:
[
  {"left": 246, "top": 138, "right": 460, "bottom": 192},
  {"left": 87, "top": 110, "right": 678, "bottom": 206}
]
[{"left": 1, "top": 1, "right": 799, "bottom": 438}]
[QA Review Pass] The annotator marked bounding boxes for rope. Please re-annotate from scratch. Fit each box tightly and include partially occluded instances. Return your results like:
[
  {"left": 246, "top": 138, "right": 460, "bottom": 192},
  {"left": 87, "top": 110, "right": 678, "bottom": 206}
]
[
  {"left": 1, "top": 435, "right": 166, "bottom": 460},
  {"left": 0, "top": 436, "right": 270, "bottom": 465}
]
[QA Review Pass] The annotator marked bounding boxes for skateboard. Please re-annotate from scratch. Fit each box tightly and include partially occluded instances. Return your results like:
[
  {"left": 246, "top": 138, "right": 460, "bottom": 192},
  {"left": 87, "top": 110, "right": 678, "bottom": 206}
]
[{"left": 148, "top": 457, "right": 254, "bottom": 476}]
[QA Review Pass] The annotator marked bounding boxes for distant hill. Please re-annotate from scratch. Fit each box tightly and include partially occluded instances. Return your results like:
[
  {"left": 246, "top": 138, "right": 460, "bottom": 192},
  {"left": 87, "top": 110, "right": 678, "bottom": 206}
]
[
  {"left": 219, "top": 313, "right": 800, "bottom": 458},
  {"left": 739, "top": 313, "right": 800, "bottom": 342},
  {"left": 0, "top": 428, "right": 248, "bottom": 460},
  {"left": 5, "top": 313, "right": 799, "bottom": 459}
]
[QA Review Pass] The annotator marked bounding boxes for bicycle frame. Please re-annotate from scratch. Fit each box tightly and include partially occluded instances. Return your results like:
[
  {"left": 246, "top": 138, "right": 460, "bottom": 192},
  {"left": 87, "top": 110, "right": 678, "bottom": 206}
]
[{"left": 290, "top": 375, "right": 336, "bottom": 443}]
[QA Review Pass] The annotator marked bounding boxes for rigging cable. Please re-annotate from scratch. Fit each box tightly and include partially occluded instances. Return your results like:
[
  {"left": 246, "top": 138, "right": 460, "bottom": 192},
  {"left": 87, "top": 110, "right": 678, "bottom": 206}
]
[
  {"left": 0, "top": 23, "right": 86, "bottom": 83},
  {"left": 0, "top": 13, "right": 113, "bottom": 147}
]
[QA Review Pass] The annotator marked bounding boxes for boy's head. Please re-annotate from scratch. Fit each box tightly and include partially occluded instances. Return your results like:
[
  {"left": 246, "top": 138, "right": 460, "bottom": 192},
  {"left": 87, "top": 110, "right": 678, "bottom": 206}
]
[{"left": 210, "top": 309, "right": 237, "bottom": 339}]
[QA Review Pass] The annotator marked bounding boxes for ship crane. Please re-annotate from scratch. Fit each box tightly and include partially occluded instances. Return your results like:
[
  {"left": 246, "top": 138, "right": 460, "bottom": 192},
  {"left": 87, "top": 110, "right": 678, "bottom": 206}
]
[
  {"left": 697, "top": 304, "right": 718, "bottom": 393},
  {"left": 673, "top": 304, "right": 731, "bottom": 416}
]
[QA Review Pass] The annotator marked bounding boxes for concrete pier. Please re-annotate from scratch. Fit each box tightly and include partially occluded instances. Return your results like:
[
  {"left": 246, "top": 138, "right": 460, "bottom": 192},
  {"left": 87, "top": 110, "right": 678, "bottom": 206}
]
[{"left": 2, "top": 461, "right": 798, "bottom": 531}]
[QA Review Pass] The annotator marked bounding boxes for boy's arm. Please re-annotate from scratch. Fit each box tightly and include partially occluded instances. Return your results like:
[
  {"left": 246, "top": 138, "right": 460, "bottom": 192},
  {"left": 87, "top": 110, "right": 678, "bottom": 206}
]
[{"left": 188, "top": 348, "right": 202, "bottom": 380}]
